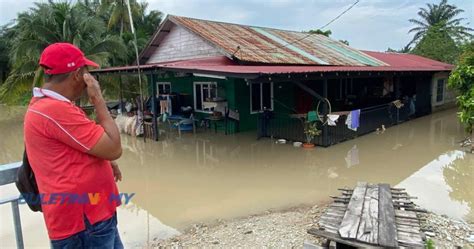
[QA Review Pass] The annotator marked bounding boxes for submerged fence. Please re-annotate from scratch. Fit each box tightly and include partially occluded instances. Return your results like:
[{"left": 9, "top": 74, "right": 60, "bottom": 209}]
[{"left": 257, "top": 102, "right": 412, "bottom": 147}]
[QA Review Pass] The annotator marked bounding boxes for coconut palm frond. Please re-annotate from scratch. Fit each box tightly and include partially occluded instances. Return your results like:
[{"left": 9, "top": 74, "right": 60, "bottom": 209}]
[
  {"left": 11, "top": 40, "right": 45, "bottom": 63},
  {"left": 408, "top": 0, "right": 472, "bottom": 47},
  {"left": 32, "top": 67, "right": 44, "bottom": 88},
  {"left": 0, "top": 68, "right": 36, "bottom": 104},
  {"left": 408, "top": 26, "right": 427, "bottom": 34},
  {"left": 408, "top": 19, "right": 428, "bottom": 32},
  {"left": 1, "top": 0, "right": 128, "bottom": 104},
  {"left": 89, "top": 37, "right": 126, "bottom": 55},
  {"left": 408, "top": 32, "right": 425, "bottom": 47}
]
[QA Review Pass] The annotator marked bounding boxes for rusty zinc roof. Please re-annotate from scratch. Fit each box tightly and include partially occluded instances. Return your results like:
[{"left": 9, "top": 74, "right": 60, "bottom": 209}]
[
  {"left": 95, "top": 52, "right": 452, "bottom": 77},
  {"left": 141, "top": 15, "right": 387, "bottom": 66}
]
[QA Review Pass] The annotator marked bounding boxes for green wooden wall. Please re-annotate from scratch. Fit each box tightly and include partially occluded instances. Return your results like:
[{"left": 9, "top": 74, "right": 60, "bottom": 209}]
[{"left": 149, "top": 72, "right": 296, "bottom": 132}]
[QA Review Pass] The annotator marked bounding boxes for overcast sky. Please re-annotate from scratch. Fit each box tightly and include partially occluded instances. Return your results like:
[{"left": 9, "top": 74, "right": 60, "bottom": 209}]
[{"left": 0, "top": 0, "right": 472, "bottom": 51}]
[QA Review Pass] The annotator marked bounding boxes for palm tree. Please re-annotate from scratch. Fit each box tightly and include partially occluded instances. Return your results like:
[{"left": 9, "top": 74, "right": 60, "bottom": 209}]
[
  {"left": 0, "top": 1, "right": 126, "bottom": 104},
  {"left": 107, "top": 1, "right": 162, "bottom": 65},
  {"left": 408, "top": 0, "right": 473, "bottom": 46},
  {"left": 135, "top": 2, "right": 163, "bottom": 37},
  {"left": 102, "top": 0, "right": 141, "bottom": 36},
  {"left": 0, "top": 24, "right": 13, "bottom": 84}
]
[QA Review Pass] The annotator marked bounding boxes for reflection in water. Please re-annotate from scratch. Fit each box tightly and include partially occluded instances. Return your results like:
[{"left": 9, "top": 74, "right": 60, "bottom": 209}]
[
  {"left": 444, "top": 153, "right": 474, "bottom": 222},
  {"left": 115, "top": 201, "right": 179, "bottom": 248},
  {"left": 397, "top": 151, "right": 473, "bottom": 221},
  {"left": 0, "top": 105, "right": 472, "bottom": 247}
]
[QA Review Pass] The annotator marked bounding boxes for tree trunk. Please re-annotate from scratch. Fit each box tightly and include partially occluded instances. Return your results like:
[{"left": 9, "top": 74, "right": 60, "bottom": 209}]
[{"left": 120, "top": 18, "right": 123, "bottom": 37}]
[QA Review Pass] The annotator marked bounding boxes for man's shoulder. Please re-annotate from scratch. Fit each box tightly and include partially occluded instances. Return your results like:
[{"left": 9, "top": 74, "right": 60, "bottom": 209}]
[{"left": 26, "top": 98, "right": 83, "bottom": 122}]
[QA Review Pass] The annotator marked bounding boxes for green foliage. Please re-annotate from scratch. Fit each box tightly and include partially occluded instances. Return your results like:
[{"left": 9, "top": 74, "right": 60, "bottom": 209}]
[
  {"left": 101, "top": 0, "right": 141, "bottom": 36},
  {"left": 443, "top": 153, "right": 474, "bottom": 222},
  {"left": 306, "top": 29, "right": 349, "bottom": 45},
  {"left": 412, "top": 24, "right": 460, "bottom": 64},
  {"left": 386, "top": 45, "right": 412, "bottom": 53},
  {"left": 339, "top": 40, "right": 349, "bottom": 46},
  {"left": 408, "top": 0, "right": 473, "bottom": 46},
  {"left": 304, "top": 121, "right": 321, "bottom": 144},
  {"left": 0, "top": 25, "right": 12, "bottom": 84},
  {"left": 448, "top": 42, "right": 474, "bottom": 134},
  {"left": 307, "top": 29, "right": 332, "bottom": 37},
  {"left": 0, "top": 0, "right": 162, "bottom": 105},
  {"left": 425, "top": 238, "right": 435, "bottom": 249}
]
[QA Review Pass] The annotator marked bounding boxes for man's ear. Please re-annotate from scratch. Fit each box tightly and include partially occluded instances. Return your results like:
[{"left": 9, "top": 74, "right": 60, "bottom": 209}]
[{"left": 73, "top": 68, "right": 85, "bottom": 84}]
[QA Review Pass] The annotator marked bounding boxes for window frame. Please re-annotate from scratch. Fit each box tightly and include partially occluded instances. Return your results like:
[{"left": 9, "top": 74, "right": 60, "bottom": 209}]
[
  {"left": 156, "top": 82, "right": 171, "bottom": 96},
  {"left": 194, "top": 81, "right": 218, "bottom": 113},
  {"left": 435, "top": 78, "right": 445, "bottom": 103},
  {"left": 250, "top": 82, "right": 274, "bottom": 114}
]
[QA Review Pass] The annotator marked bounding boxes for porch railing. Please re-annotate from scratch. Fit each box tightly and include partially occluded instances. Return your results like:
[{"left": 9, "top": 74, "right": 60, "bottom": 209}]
[
  {"left": 257, "top": 102, "right": 411, "bottom": 147},
  {"left": 0, "top": 161, "right": 24, "bottom": 249}
]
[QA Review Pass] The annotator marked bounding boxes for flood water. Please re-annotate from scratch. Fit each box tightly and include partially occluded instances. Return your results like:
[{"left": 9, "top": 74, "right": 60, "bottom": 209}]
[{"left": 0, "top": 105, "right": 472, "bottom": 248}]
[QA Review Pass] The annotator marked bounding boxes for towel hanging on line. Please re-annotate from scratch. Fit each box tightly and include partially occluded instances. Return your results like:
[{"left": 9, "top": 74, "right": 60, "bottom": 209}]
[
  {"left": 327, "top": 114, "right": 340, "bottom": 126},
  {"left": 345, "top": 109, "right": 360, "bottom": 131}
]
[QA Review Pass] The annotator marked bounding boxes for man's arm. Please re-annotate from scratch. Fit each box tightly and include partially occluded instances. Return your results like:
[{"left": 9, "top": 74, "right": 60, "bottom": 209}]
[
  {"left": 84, "top": 73, "right": 122, "bottom": 160},
  {"left": 111, "top": 161, "right": 122, "bottom": 182}
]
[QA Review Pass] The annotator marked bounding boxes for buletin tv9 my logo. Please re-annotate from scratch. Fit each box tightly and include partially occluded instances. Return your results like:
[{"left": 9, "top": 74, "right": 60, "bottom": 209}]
[{"left": 19, "top": 193, "right": 135, "bottom": 205}]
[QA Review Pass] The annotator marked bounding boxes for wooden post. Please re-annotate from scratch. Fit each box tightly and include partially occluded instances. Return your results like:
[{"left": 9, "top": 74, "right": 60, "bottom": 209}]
[
  {"left": 119, "top": 75, "right": 124, "bottom": 113},
  {"left": 395, "top": 77, "right": 401, "bottom": 123},
  {"left": 150, "top": 74, "right": 159, "bottom": 141},
  {"left": 322, "top": 78, "right": 329, "bottom": 146}
]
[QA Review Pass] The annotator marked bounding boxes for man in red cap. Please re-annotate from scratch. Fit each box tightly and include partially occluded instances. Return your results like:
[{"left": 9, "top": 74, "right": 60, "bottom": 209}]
[{"left": 24, "top": 42, "right": 123, "bottom": 248}]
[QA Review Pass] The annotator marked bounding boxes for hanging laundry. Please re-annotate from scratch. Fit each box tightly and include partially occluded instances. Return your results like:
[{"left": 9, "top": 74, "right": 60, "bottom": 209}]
[
  {"left": 345, "top": 109, "right": 360, "bottom": 131},
  {"left": 345, "top": 112, "right": 352, "bottom": 130},
  {"left": 351, "top": 109, "right": 360, "bottom": 130},
  {"left": 159, "top": 95, "right": 168, "bottom": 114},
  {"left": 307, "top": 111, "right": 319, "bottom": 122},
  {"left": 327, "top": 114, "right": 340, "bottom": 126},
  {"left": 125, "top": 102, "right": 133, "bottom": 113}
]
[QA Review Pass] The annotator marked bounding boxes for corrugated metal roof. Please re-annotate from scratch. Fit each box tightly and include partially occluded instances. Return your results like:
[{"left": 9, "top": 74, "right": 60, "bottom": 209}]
[
  {"left": 94, "top": 52, "right": 452, "bottom": 77},
  {"left": 142, "top": 15, "right": 388, "bottom": 66}
]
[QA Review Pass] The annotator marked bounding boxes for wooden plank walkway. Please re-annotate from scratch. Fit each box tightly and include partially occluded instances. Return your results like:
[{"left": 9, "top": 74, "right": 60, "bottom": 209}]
[
  {"left": 378, "top": 183, "right": 398, "bottom": 247},
  {"left": 308, "top": 182, "right": 426, "bottom": 248}
]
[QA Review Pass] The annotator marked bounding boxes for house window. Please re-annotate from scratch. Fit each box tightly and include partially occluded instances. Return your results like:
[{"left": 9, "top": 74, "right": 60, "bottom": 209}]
[
  {"left": 436, "top": 79, "right": 445, "bottom": 103},
  {"left": 157, "top": 82, "right": 171, "bottom": 95},
  {"left": 194, "top": 82, "right": 217, "bottom": 112},
  {"left": 250, "top": 82, "right": 273, "bottom": 113}
]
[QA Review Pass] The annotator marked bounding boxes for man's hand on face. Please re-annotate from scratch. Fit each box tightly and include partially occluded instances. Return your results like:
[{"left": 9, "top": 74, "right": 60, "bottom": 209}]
[
  {"left": 110, "top": 161, "right": 122, "bottom": 182},
  {"left": 83, "top": 73, "right": 104, "bottom": 105}
]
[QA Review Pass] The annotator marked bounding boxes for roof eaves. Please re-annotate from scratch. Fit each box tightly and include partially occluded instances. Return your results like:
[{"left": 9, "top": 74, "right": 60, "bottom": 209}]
[{"left": 138, "top": 15, "right": 173, "bottom": 64}]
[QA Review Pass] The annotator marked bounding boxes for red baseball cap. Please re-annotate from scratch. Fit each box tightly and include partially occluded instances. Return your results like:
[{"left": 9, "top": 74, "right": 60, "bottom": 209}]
[{"left": 39, "top": 43, "right": 99, "bottom": 75}]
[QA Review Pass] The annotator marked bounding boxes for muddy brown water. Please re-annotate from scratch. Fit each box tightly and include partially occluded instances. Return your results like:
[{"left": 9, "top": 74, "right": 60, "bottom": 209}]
[{"left": 0, "top": 105, "right": 472, "bottom": 248}]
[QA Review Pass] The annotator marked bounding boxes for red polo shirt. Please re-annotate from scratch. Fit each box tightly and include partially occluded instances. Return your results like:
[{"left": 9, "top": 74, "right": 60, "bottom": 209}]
[{"left": 24, "top": 89, "right": 120, "bottom": 240}]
